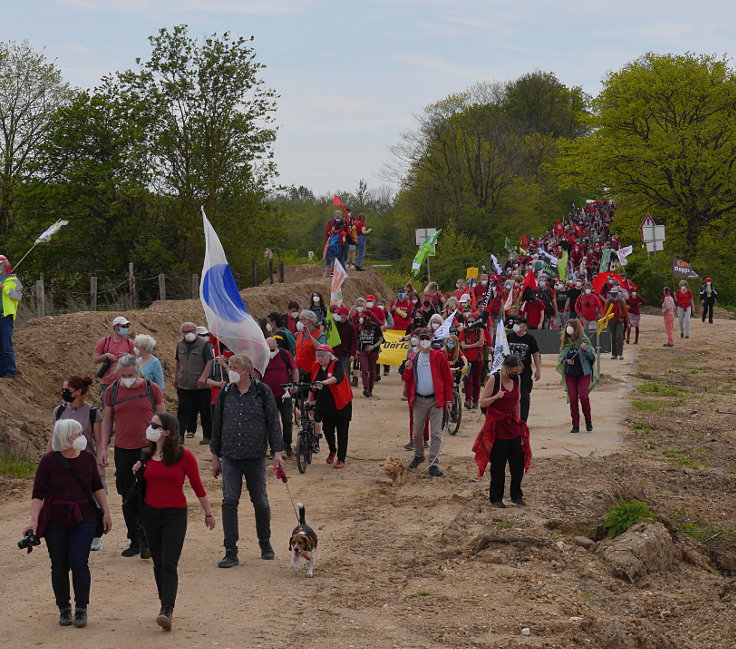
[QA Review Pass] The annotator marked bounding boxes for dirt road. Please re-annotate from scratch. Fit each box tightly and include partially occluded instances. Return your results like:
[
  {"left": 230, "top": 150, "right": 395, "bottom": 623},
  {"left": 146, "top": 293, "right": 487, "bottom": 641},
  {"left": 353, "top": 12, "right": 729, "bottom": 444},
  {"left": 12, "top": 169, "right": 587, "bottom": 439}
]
[{"left": 1, "top": 314, "right": 732, "bottom": 649}]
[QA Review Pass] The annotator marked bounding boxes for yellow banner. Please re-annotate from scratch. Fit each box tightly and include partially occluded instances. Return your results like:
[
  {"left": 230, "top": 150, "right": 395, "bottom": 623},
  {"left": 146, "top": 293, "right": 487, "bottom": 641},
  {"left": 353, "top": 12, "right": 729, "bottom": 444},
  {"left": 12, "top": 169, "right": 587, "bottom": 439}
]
[
  {"left": 377, "top": 329, "right": 409, "bottom": 367},
  {"left": 466, "top": 267, "right": 479, "bottom": 281}
]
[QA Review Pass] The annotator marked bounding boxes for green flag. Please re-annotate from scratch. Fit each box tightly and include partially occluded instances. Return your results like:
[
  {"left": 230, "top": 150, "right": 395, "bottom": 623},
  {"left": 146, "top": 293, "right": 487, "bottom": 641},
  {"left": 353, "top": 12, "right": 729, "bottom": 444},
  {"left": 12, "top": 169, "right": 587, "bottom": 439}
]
[
  {"left": 324, "top": 308, "right": 341, "bottom": 348},
  {"left": 411, "top": 229, "right": 441, "bottom": 276},
  {"left": 599, "top": 248, "right": 612, "bottom": 274},
  {"left": 557, "top": 250, "right": 568, "bottom": 280},
  {"left": 504, "top": 237, "right": 516, "bottom": 256}
]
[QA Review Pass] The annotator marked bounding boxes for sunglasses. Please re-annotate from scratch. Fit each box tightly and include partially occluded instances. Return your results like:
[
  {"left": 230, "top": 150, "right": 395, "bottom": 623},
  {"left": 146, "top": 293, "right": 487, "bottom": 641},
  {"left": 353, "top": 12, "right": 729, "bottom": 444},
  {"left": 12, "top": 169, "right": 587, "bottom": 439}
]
[{"left": 149, "top": 421, "right": 162, "bottom": 430}]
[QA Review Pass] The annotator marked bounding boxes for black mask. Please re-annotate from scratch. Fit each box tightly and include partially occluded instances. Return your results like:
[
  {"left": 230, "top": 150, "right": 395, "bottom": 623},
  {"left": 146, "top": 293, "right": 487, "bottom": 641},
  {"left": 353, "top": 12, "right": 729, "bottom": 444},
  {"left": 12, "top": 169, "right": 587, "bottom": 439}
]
[{"left": 61, "top": 389, "right": 74, "bottom": 403}]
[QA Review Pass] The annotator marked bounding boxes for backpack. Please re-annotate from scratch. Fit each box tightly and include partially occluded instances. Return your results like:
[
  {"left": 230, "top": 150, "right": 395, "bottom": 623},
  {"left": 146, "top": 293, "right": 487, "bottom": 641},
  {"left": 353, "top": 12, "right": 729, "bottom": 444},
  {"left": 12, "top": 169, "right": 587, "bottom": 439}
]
[
  {"left": 55, "top": 403, "right": 99, "bottom": 431},
  {"left": 109, "top": 378, "right": 157, "bottom": 412},
  {"left": 328, "top": 232, "right": 342, "bottom": 258},
  {"left": 217, "top": 379, "right": 272, "bottom": 422}
]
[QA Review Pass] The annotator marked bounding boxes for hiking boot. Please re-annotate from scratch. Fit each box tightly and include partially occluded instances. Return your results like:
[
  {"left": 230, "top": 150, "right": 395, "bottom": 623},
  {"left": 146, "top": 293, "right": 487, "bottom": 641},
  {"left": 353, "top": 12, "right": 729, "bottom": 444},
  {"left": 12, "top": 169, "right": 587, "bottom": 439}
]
[
  {"left": 351, "top": 375, "right": 358, "bottom": 387},
  {"left": 72, "top": 608, "right": 87, "bottom": 628},
  {"left": 259, "top": 540, "right": 275, "bottom": 560},
  {"left": 464, "top": 400, "right": 471, "bottom": 409},
  {"left": 140, "top": 545, "right": 151, "bottom": 560},
  {"left": 585, "top": 421, "right": 593, "bottom": 432},
  {"left": 512, "top": 498, "right": 527, "bottom": 507},
  {"left": 472, "top": 402, "right": 479, "bottom": 409},
  {"left": 428, "top": 465, "right": 444, "bottom": 477},
  {"left": 490, "top": 501, "right": 506, "bottom": 509},
  {"left": 375, "top": 375, "right": 381, "bottom": 382},
  {"left": 121, "top": 542, "right": 140, "bottom": 557},
  {"left": 408, "top": 456, "right": 425, "bottom": 469},
  {"left": 570, "top": 426, "right": 580, "bottom": 434},
  {"left": 218, "top": 550, "right": 239, "bottom": 568},
  {"left": 59, "top": 608, "right": 73, "bottom": 627},
  {"left": 404, "top": 441, "right": 414, "bottom": 451},
  {"left": 363, "top": 388, "right": 370, "bottom": 397},
  {"left": 157, "top": 606, "right": 173, "bottom": 632}
]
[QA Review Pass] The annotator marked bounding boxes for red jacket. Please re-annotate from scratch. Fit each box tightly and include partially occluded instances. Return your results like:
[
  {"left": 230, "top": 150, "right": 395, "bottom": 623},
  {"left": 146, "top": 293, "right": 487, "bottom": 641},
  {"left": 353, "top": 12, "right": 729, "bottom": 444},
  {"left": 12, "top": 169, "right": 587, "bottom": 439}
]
[{"left": 402, "top": 349, "right": 453, "bottom": 410}]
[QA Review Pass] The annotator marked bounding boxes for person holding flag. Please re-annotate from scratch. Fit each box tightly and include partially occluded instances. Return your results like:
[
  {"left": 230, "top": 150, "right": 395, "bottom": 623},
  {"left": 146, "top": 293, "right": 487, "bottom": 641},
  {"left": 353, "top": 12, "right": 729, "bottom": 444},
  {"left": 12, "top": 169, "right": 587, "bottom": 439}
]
[
  {"left": 459, "top": 312, "right": 484, "bottom": 410},
  {"left": 330, "top": 306, "right": 357, "bottom": 374},
  {"left": 0, "top": 255, "right": 22, "bottom": 379},
  {"left": 555, "top": 318, "right": 598, "bottom": 434}
]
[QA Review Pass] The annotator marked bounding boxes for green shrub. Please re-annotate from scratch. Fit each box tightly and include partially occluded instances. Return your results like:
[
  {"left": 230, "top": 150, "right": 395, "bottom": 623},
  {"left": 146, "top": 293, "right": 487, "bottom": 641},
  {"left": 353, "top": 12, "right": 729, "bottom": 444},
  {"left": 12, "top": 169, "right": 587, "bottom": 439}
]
[
  {"left": 604, "top": 499, "right": 656, "bottom": 538},
  {"left": 0, "top": 453, "right": 37, "bottom": 479}
]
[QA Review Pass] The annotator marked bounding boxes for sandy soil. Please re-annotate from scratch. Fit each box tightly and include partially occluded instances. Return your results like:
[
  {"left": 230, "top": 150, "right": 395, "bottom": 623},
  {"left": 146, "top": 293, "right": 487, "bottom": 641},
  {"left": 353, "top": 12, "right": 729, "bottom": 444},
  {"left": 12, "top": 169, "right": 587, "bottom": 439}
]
[{"left": 1, "top": 309, "right": 735, "bottom": 648}]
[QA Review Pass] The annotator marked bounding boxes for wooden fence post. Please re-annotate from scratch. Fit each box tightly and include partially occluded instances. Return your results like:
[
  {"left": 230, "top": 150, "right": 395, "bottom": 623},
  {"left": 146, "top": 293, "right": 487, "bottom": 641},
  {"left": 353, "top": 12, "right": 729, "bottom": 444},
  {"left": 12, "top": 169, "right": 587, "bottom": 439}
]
[
  {"left": 158, "top": 274, "right": 166, "bottom": 301},
  {"left": 278, "top": 261, "right": 285, "bottom": 283},
  {"left": 251, "top": 259, "right": 258, "bottom": 287},
  {"left": 128, "top": 262, "right": 137, "bottom": 309},
  {"left": 191, "top": 274, "right": 199, "bottom": 300},
  {"left": 90, "top": 277, "right": 97, "bottom": 311},
  {"left": 36, "top": 278, "right": 45, "bottom": 318},
  {"left": 268, "top": 258, "right": 274, "bottom": 284}
]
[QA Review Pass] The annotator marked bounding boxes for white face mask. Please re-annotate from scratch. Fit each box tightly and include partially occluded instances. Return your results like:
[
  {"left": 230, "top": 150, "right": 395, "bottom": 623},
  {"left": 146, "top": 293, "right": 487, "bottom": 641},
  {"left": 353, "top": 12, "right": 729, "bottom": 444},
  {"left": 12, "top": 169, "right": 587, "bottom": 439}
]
[
  {"left": 575, "top": 283, "right": 582, "bottom": 288},
  {"left": 120, "top": 377, "right": 137, "bottom": 388},
  {"left": 585, "top": 289, "right": 592, "bottom": 295},
  {"left": 269, "top": 349, "right": 279, "bottom": 359},
  {"left": 512, "top": 324, "right": 521, "bottom": 334},
  {"left": 356, "top": 306, "right": 364, "bottom": 312},
  {"left": 481, "top": 280, "right": 488, "bottom": 286},
  {"left": 420, "top": 339, "right": 431, "bottom": 350},
  {"left": 145, "top": 426, "right": 161, "bottom": 443},
  {"left": 134, "top": 347, "right": 141, "bottom": 356},
  {"left": 290, "top": 311, "right": 298, "bottom": 319},
  {"left": 228, "top": 370, "right": 243, "bottom": 383},
  {"left": 566, "top": 325, "right": 575, "bottom": 335},
  {"left": 72, "top": 435, "right": 88, "bottom": 451},
  {"left": 333, "top": 315, "right": 342, "bottom": 323},
  {"left": 359, "top": 317, "right": 365, "bottom": 324},
  {"left": 296, "top": 321, "right": 305, "bottom": 332},
  {"left": 706, "top": 282, "right": 711, "bottom": 286},
  {"left": 430, "top": 322, "right": 439, "bottom": 330},
  {"left": 632, "top": 292, "right": 638, "bottom": 296},
  {"left": 184, "top": 332, "right": 197, "bottom": 343},
  {"left": 312, "top": 296, "right": 320, "bottom": 303},
  {"left": 266, "top": 323, "right": 272, "bottom": 332},
  {"left": 410, "top": 336, "right": 419, "bottom": 346},
  {"left": 366, "top": 301, "right": 374, "bottom": 308},
  {"left": 680, "top": 287, "right": 687, "bottom": 292}
]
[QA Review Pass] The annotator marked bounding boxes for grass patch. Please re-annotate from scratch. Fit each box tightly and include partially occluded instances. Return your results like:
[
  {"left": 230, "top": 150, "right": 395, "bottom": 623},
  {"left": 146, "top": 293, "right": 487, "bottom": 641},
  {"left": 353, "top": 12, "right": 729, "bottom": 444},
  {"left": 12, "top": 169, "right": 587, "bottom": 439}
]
[
  {"left": 632, "top": 400, "right": 665, "bottom": 412},
  {"left": 632, "top": 422, "right": 651, "bottom": 431},
  {"left": 0, "top": 452, "right": 36, "bottom": 479},
  {"left": 675, "top": 515, "right": 736, "bottom": 544},
  {"left": 636, "top": 381, "right": 680, "bottom": 396},
  {"left": 662, "top": 449, "right": 699, "bottom": 469},
  {"left": 604, "top": 500, "right": 656, "bottom": 538}
]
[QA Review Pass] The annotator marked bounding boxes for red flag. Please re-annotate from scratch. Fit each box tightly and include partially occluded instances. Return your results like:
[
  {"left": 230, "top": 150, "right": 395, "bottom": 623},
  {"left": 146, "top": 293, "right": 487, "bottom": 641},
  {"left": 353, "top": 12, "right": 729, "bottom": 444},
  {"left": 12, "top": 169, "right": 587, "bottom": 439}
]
[
  {"left": 520, "top": 268, "right": 537, "bottom": 295},
  {"left": 554, "top": 219, "right": 563, "bottom": 235},
  {"left": 574, "top": 223, "right": 583, "bottom": 238},
  {"left": 333, "top": 195, "right": 349, "bottom": 220},
  {"left": 520, "top": 234, "right": 529, "bottom": 250}
]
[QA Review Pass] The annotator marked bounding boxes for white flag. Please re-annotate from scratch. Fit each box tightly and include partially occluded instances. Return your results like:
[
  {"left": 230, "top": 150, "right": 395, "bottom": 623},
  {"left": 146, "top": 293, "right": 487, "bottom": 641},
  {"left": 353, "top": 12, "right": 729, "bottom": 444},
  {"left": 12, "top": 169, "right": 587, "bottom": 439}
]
[
  {"left": 538, "top": 248, "right": 558, "bottom": 266},
  {"left": 433, "top": 309, "right": 457, "bottom": 341},
  {"left": 490, "top": 254, "right": 504, "bottom": 275},
  {"left": 330, "top": 258, "right": 348, "bottom": 305},
  {"left": 616, "top": 245, "right": 633, "bottom": 266},
  {"left": 200, "top": 208, "right": 269, "bottom": 375},
  {"left": 491, "top": 320, "right": 510, "bottom": 373},
  {"left": 35, "top": 219, "right": 69, "bottom": 244}
]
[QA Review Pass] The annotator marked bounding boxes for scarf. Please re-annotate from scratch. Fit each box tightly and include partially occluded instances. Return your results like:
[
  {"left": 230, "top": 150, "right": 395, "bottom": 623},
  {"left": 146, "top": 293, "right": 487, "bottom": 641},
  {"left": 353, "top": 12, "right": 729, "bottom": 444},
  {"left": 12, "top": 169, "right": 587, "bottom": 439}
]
[
  {"left": 472, "top": 408, "right": 532, "bottom": 478},
  {"left": 555, "top": 333, "right": 600, "bottom": 402}
]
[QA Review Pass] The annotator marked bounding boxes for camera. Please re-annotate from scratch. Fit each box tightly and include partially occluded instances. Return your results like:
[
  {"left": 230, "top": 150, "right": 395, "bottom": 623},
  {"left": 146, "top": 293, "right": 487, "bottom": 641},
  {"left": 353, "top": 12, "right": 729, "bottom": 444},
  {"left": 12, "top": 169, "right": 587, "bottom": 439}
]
[{"left": 18, "top": 530, "right": 41, "bottom": 552}]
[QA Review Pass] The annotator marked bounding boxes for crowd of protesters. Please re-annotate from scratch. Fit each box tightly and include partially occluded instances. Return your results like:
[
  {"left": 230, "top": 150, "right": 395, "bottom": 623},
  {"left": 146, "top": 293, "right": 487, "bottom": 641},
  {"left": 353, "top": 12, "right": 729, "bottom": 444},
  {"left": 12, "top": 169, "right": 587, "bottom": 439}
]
[{"left": 15, "top": 199, "right": 718, "bottom": 632}]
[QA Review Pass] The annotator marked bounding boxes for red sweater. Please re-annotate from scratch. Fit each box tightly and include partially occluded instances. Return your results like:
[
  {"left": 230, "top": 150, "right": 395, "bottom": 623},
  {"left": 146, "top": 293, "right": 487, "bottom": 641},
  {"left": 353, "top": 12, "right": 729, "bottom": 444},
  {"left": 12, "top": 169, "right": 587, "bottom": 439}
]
[{"left": 143, "top": 449, "right": 207, "bottom": 509}]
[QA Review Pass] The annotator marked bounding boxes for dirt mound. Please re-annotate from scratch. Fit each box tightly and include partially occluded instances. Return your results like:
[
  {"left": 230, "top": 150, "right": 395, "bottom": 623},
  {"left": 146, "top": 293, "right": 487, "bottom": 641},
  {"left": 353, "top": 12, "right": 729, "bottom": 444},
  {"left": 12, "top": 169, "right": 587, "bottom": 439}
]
[{"left": 0, "top": 266, "right": 389, "bottom": 459}]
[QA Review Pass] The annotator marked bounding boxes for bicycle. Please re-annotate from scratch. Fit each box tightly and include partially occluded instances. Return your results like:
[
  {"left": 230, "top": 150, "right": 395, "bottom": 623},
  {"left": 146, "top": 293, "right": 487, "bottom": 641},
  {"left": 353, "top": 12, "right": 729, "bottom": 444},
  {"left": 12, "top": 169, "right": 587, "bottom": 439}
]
[
  {"left": 281, "top": 382, "right": 323, "bottom": 473},
  {"left": 445, "top": 364, "right": 469, "bottom": 436}
]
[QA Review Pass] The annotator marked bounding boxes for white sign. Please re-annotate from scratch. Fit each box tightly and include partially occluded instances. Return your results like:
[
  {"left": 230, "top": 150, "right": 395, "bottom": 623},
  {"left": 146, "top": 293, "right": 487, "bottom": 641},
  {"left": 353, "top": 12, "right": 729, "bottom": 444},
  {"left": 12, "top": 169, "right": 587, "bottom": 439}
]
[
  {"left": 645, "top": 240, "right": 664, "bottom": 252},
  {"left": 415, "top": 228, "right": 437, "bottom": 257},
  {"left": 642, "top": 225, "right": 665, "bottom": 243}
]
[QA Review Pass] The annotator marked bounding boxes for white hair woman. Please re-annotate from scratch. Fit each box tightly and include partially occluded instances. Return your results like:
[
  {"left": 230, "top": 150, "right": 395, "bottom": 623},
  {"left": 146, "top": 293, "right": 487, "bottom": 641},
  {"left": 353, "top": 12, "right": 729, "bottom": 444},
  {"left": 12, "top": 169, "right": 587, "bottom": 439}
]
[
  {"left": 134, "top": 334, "right": 164, "bottom": 389},
  {"left": 25, "top": 419, "right": 111, "bottom": 628}
]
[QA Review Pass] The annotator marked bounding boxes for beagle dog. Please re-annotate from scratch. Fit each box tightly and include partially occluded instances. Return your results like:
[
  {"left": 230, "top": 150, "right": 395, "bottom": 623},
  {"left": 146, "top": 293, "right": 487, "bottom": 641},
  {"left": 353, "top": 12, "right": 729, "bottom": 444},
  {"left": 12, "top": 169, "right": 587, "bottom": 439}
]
[{"left": 289, "top": 503, "right": 318, "bottom": 578}]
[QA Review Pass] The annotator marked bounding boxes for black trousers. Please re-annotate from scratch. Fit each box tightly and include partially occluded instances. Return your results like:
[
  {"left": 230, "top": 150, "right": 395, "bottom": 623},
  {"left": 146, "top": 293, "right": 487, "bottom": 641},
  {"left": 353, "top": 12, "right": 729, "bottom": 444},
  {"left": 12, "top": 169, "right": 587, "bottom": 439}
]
[
  {"left": 115, "top": 446, "right": 147, "bottom": 546},
  {"left": 520, "top": 373, "right": 533, "bottom": 423},
  {"left": 702, "top": 299, "right": 715, "bottom": 323},
  {"left": 489, "top": 437, "right": 525, "bottom": 503},
  {"left": 278, "top": 395, "right": 293, "bottom": 448},
  {"left": 141, "top": 504, "right": 187, "bottom": 608},
  {"left": 177, "top": 388, "right": 212, "bottom": 440},
  {"left": 44, "top": 521, "right": 96, "bottom": 610},
  {"left": 322, "top": 413, "right": 350, "bottom": 462}
]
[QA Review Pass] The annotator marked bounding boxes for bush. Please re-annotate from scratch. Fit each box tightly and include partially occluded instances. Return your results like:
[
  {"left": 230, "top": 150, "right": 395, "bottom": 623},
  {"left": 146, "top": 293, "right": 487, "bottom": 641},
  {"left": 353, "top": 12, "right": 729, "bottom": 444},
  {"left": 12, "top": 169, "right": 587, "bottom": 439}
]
[{"left": 604, "top": 499, "right": 656, "bottom": 538}]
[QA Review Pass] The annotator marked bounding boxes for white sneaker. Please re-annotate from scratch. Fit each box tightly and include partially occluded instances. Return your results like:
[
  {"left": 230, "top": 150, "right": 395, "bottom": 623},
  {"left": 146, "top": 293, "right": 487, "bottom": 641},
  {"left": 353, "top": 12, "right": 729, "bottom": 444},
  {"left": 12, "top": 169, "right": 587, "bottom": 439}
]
[{"left": 91, "top": 537, "right": 102, "bottom": 551}]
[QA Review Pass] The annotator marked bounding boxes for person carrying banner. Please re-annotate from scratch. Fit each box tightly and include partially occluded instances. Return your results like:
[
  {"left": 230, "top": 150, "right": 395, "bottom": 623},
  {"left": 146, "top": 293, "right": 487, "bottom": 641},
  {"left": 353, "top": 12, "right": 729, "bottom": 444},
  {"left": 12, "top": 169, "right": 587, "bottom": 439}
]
[
  {"left": 0, "top": 254, "right": 22, "bottom": 379},
  {"left": 556, "top": 319, "right": 598, "bottom": 433},
  {"left": 700, "top": 278, "right": 717, "bottom": 324},
  {"left": 676, "top": 280, "right": 696, "bottom": 339},
  {"left": 504, "top": 318, "right": 540, "bottom": 422}
]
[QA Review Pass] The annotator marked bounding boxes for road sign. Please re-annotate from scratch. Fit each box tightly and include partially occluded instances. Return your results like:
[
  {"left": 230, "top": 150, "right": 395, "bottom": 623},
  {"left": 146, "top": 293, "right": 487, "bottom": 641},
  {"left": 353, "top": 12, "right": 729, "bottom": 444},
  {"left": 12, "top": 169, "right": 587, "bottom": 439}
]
[
  {"left": 639, "top": 214, "right": 656, "bottom": 231},
  {"left": 415, "top": 228, "right": 437, "bottom": 246},
  {"left": 642, "top": 224, "right": 665, "bottom": 243},
  {"left": 645, "top": 240, "right": 664, "bottom": 252}
]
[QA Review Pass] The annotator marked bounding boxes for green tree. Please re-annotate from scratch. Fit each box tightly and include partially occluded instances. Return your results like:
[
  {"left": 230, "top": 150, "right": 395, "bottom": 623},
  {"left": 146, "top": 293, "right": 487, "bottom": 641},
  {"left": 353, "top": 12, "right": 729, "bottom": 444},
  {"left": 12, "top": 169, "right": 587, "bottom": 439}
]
[
  {"left": 556, "top": 53, "right": 736, "bottom": 255},
  {"left": 0, "top": 40, "right": 72, "bottom": 244}
]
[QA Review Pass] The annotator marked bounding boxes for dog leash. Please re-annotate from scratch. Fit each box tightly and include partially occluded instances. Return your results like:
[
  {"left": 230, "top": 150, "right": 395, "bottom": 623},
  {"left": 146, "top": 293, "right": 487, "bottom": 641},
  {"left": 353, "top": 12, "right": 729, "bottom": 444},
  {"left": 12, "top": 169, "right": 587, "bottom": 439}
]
[{"left": 274, "top": 465, "right": 300, "bottom": 522}]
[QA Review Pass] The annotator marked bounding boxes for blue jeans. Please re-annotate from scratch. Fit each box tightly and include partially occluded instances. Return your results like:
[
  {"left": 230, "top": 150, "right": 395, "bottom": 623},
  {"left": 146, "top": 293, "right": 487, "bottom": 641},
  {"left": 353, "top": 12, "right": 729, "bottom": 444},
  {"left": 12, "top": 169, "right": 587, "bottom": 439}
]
[
  {"left": 221, "top": 457, "right": 270, "bottom": 551},
  {"left": 356, "top": 235, "right": 367, "bottom": 266},
  {"left": 0, "top": 314, "right": 16, "bottom": 377},
  {"left": 44, "top": 521, "right": 96, "bottom": 610}
]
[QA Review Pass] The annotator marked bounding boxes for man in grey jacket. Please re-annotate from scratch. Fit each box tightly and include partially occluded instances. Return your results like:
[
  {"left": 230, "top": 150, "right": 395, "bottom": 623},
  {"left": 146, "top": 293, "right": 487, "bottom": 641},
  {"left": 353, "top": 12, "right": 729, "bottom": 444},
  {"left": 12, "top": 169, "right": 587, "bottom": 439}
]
[{"left": 211, "top": 353, "right": 284, "bottom": 568}]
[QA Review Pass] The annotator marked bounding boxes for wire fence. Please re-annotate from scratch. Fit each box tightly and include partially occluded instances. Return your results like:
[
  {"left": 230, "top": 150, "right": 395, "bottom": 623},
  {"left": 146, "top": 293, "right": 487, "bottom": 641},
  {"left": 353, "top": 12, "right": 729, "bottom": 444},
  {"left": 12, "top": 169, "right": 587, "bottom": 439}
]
[{"left": 16, "top": 258, "right": 288, "bottom": 324}]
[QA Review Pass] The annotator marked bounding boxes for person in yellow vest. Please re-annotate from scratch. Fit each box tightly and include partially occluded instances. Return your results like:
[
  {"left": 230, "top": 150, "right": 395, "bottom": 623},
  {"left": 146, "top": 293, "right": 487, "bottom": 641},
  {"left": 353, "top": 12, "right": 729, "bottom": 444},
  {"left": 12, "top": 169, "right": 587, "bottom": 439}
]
[{"left": 0, "top": 255, "right": 22, "bottom": 379}]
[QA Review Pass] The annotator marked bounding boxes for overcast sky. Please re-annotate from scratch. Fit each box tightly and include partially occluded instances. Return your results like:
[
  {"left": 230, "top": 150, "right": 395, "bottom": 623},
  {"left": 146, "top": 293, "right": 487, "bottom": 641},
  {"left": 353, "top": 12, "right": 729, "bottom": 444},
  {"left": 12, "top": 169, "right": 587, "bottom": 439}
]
[{"left": 3, "top": 1, "right": 734, "bottom": 195}]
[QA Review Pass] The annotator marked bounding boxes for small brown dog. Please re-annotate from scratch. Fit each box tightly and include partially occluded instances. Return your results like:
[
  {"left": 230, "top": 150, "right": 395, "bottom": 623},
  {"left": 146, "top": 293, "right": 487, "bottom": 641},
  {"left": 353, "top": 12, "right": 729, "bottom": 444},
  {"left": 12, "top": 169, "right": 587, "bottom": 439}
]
[
  {"left": 289, "top": 503, "right": 318, "bottom": 578},
  {"left": 384, "top": 456, "right": 408, "bottom": 486}
]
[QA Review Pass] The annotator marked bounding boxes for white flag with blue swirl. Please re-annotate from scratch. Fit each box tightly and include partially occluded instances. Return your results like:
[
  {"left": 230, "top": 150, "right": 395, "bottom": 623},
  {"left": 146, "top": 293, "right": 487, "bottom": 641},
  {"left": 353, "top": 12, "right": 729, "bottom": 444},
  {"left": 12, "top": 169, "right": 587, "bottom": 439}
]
[{"left": 200, "top": 208, "right": 269, "bottom": 375}]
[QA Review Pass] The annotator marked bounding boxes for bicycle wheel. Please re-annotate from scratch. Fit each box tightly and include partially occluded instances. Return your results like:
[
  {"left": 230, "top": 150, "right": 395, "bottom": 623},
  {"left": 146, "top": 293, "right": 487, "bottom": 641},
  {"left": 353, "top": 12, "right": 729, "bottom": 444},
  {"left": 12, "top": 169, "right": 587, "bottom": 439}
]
[
  {"left": 296, "top": 432, "right": 309, "bottom": 473},
  {"left": 448, "top": 390, "right": 462, "bottom": 435}
]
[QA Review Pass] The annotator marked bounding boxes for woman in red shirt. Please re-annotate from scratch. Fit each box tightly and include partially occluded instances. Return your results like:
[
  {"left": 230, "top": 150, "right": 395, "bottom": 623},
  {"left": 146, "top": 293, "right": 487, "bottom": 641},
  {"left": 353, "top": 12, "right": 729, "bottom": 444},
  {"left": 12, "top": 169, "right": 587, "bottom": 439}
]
[
  {"left": 676, "top": 280, "right": 696, "bottom": 338},
  {"left": 626, "top": 289, "right": 646, "bottom": 344},
  {"left": 135, "top": 413, "right": 215, "bottom": 631}
]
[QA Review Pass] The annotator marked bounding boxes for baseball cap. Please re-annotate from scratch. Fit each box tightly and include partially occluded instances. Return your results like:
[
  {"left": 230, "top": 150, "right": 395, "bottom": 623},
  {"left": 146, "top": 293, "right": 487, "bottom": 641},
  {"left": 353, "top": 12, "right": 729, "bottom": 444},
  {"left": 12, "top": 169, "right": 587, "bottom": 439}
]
[
  {"left": 0, "top": 255, "right": 11, "bottom": 272},
  {"left": 366, "top": 294, "right": 376, "bottom": 301},
  {"left": 705, "top": 277, "right": 712, "bottom": 282},
  {"left": 316, "top": 344, "right": 333, "bottom": 354},
  {"left": 112, "top": 316, "right": 130, "bottom": 327},
  {"left": 335, "top": 306, "right": 349, "bottom": 316}
]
